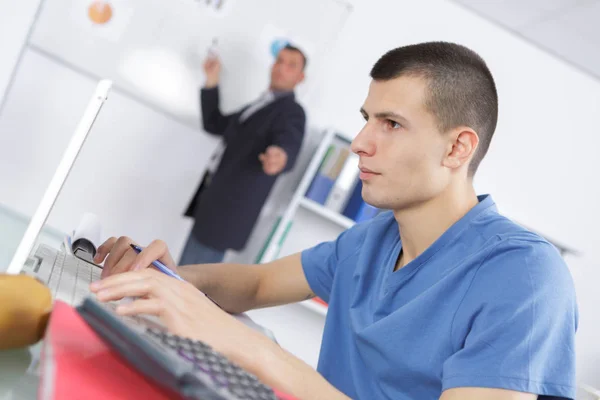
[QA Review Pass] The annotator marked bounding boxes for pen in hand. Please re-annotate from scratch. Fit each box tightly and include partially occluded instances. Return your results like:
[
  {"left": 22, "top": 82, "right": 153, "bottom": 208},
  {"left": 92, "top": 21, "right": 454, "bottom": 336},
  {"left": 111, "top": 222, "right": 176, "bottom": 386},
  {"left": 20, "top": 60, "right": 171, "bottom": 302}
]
[
  {"left": 129, "top": 244, "right": 223, "bottom": 310},
  {"left": 129, "top": 243, "right": 182, "bottom": 280}
]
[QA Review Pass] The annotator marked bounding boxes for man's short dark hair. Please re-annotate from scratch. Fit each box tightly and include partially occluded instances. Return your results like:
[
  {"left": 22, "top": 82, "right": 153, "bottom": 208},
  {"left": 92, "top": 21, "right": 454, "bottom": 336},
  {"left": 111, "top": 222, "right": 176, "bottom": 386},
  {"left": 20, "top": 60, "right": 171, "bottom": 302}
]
[
  {"left": 370, "top": 41, "right": 498, "bottom": 176},
  {"left": 283, "top": 44, "right": 308, "bottom": 70}
]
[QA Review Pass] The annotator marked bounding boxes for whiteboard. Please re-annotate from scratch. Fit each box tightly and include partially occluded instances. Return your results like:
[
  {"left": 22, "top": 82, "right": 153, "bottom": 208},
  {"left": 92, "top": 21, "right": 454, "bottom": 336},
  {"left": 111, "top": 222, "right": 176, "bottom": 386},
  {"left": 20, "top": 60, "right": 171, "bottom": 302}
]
[{"left": 29, "top": 0, "right": 352, "bottom": 128}]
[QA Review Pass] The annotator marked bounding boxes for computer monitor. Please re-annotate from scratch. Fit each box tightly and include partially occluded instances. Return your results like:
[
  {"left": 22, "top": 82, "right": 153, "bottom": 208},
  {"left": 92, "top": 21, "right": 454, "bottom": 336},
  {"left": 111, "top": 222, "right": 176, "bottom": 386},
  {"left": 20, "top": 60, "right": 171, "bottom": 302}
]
[{"left": 6, "top": 80, "right": 112, "bottom": 275}]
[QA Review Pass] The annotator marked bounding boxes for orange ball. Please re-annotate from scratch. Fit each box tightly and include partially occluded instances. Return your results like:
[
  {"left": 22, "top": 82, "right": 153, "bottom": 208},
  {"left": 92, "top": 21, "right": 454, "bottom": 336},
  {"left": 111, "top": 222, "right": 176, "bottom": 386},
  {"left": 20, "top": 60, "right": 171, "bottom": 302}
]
[{"left": 88, "top": 1, "right": 113, "bottom": 25}]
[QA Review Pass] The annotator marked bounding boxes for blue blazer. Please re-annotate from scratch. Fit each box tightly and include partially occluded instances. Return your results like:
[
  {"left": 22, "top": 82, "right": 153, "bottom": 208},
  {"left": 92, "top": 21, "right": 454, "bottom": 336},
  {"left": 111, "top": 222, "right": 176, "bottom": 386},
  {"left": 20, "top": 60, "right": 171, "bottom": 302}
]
[{"left": 184, "top": 87, "right": 306, "bottom": 251}]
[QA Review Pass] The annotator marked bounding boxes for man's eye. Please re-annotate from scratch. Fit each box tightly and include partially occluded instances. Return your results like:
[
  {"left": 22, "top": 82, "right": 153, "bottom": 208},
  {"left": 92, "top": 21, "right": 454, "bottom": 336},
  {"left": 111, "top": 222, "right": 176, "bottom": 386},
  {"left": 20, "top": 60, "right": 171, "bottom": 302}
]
[{"left": 386, "top": 120, "right": 401, "bottom": 129}]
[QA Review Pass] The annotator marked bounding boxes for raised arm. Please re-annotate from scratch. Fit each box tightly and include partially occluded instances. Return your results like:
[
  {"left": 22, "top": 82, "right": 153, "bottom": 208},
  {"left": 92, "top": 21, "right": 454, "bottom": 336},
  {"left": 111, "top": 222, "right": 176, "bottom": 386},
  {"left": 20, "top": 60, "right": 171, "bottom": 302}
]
[
  {"left": 200, "top": 56, "right": 234, "bottom": 135},
  {"left": 200, "top": 87, "right": 234, "bottom": 135}
]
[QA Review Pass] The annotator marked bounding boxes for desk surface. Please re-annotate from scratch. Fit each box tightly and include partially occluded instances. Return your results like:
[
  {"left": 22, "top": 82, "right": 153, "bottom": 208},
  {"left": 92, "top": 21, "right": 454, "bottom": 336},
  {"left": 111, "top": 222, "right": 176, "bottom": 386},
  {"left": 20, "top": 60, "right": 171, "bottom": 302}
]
[
  {"left": 0, "top": 204, "right": 64, "bottom": 399},
  {"left": 0, "top": 204, "right": 64, "bottom": 272},
  {"left": 0, "top": 345, "right": 42, "bottom": 399}
]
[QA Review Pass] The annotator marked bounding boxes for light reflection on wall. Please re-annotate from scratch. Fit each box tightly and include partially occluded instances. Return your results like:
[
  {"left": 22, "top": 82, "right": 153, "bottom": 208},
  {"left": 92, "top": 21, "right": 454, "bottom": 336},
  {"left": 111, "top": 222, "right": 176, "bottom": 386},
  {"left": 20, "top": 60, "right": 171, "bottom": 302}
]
[{"left": 119, "top": 48, "right": 202, "bottom": 119}]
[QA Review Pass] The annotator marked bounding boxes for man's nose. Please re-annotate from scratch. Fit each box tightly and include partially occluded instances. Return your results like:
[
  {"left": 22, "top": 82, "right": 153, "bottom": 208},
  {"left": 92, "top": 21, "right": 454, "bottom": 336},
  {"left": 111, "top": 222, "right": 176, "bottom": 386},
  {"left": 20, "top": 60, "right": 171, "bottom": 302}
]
[{"left": 351, "top": 124, "right": 375, "bottom": 156}]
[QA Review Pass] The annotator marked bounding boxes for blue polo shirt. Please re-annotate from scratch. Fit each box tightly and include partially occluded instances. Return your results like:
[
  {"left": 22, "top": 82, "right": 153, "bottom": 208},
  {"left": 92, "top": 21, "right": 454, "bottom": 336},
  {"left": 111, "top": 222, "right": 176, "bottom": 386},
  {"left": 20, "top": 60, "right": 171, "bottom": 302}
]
[{"left": 301, "top": 195, "right": 578, "bottom": 400}]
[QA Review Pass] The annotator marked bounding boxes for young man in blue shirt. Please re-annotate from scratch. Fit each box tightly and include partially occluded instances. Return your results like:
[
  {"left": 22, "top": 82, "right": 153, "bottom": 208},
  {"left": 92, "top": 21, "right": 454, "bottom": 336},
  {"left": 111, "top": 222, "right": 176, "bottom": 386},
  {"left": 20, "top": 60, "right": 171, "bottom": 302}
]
[{"left": 91, "top": 42, "right": 578, "bottom": 400}]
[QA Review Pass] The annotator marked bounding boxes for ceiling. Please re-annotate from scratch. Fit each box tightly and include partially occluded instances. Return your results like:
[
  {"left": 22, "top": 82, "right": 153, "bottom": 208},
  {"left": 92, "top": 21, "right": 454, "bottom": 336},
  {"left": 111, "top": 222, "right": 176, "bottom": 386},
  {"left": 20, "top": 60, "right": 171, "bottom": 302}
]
[{"left": 451, "top": 0, "right": 600, "bottom": 81}]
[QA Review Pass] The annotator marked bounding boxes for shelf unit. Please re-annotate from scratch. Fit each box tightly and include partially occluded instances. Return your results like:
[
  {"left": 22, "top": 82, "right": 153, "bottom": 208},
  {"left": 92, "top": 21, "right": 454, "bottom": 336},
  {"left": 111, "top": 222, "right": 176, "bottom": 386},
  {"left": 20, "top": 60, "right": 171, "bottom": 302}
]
[
  {"left": 258, "top": 129, "right": 355, "bottom": 317},
  {"left": 298, "top": 198, "right": 355, "bottom": 230},
  {"left": 580, "top": 384, "right": 600, "bottom": 400}
]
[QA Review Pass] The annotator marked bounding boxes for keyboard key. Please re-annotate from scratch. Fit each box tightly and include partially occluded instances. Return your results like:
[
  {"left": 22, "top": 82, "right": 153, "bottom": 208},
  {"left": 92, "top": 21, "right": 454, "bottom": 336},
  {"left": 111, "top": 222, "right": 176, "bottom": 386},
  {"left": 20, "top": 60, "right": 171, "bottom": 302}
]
[
  {"left": 165, "top": 335, "right": 178, "bottom": 347},
  {"left": 214, "top": 374, "right": 229, "bottom": 387},
  {"left": 177, "top": 349, "right": 196, "bottom": 364},
  {"left": 36, "top": 247, "right": 104, "bottom": 306},
  {"left": 192, "top": 340, "right": 210, "bottom": 351},
  {"left": 147, "top": 327, "right": 162, "bottom": 338},
  {"left": 194, "top": 360, "right": 211, "bottom": 373},
  {"left": 232, "top": 387, "right": 246, "bottom": 398}
]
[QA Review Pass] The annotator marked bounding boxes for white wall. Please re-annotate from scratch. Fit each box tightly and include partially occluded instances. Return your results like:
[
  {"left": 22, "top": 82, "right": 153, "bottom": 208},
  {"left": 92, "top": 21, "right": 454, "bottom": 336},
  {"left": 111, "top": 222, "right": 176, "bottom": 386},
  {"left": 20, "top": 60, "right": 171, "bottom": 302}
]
[
  {"left": 301, "top": 0, "right": 600, "bottom": 389},
  {"left": 0, "top": 0, "right": 41, "bottom": 107}
]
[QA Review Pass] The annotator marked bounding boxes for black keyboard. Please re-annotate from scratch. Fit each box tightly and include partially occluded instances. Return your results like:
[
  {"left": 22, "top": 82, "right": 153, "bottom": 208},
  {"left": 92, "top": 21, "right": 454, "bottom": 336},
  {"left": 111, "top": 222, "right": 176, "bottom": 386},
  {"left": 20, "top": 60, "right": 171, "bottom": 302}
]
[{"left": 77, "top": 297, "right": 278, "bottom": 400}]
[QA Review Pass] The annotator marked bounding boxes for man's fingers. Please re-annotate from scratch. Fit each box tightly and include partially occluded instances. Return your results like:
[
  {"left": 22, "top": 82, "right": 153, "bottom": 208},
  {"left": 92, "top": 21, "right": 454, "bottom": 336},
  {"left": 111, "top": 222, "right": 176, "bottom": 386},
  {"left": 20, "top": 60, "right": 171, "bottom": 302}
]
[
  {"left": 96, "top": 279, "right": 153, "bottom": 302},
  {"left": 116, "top": 298, "right": 164, "bottom": 317},
  {"left": 264, "top": 162, "right": 278, "bottom": 172},
  {"left": 93, "top": 270, "right": 164, "bottom": 300},
  {"left": 96, "top": 236, "right": 175, "bottom": 280},
  {"left": 263, "top": 166, "right": 276, "bottom": 175},
  {"left": 266, "top": 148, "right": 283, "bottom": 158},
  {"left": 109, "top": 248, "right": 139, "bottom": 277},
  {"left": 92, "top": 268, "right": 153, "bottom": 291},
  {"left": 263, "top": 147, "right": 287, "bottom": 167},
  {"left": 94, "top": 237, "right": 118, "bottom": 264},
  {"left": 262, "top": 158, "right": 286, "bottom": 174},
  {"left": 204, "top": 58, "right": 219, "bottom": 68},
  {"left": 132, "top": 239, "right": 174, "bottom": 271},
  {"left": 266, "top": 145, "right": 284, "bottom": 155},
  {"left": 260, "top": 153, "right": 283, "bottom": 165},
  {"left": 263, "top": 166, "right": 279, "bottom": 176},
  {"left": 102, "top": 236, "right": 135, "bottom": 278}
]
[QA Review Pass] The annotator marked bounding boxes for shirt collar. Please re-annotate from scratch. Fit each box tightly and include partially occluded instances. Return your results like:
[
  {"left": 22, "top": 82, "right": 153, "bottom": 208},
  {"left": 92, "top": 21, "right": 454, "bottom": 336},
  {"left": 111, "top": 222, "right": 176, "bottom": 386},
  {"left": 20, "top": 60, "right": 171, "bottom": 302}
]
[{"left": 268, "top": 89, "right": 294, "bottom": 100}]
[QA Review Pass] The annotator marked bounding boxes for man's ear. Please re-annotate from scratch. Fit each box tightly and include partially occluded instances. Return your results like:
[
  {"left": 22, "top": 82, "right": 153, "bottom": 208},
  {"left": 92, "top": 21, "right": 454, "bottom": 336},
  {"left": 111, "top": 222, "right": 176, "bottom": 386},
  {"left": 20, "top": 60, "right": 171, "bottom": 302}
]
[{"left": 443, "top": 127, "right": 479, "bottom": 170}]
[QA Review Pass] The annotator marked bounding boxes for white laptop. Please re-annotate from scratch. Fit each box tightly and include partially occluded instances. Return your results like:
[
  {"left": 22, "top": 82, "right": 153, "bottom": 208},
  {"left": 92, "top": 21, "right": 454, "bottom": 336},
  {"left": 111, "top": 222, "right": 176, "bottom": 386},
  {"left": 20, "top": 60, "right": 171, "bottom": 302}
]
[{"left": 6, "top": 79, "right": 112, "bottom": 305}]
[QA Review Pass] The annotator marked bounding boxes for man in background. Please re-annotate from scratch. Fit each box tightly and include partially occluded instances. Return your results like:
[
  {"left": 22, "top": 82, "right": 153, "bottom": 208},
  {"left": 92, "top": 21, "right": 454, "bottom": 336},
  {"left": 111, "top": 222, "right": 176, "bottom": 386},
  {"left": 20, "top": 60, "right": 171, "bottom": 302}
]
[{"left": 182, "top": 44, "right": 307, "bottom": 264}]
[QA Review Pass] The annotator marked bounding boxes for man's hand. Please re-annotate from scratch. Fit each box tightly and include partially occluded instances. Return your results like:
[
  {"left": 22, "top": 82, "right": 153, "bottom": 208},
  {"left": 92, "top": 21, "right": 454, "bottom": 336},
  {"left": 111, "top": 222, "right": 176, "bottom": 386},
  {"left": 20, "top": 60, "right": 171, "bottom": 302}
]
[
  {"left": 203, "top": 56, "right": 221, "bottom": 88},
  {"left": 259, "top": 145, "right": 288, "bottom": 175},
  {"left": 89, "top": 269, "right": 270, "bottom": 369},
  {"left": 94, "top": 236, "right": 176, "bottom": 279}
]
